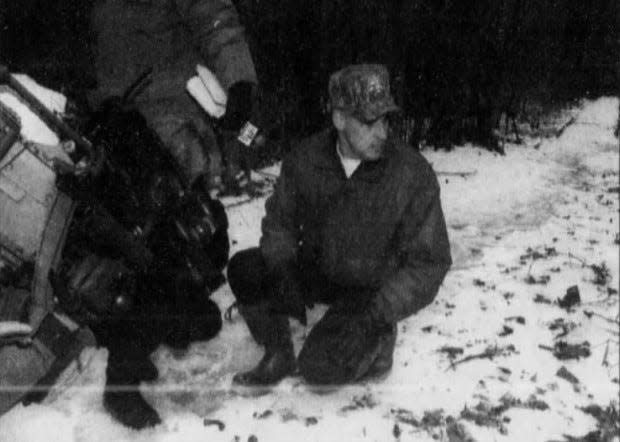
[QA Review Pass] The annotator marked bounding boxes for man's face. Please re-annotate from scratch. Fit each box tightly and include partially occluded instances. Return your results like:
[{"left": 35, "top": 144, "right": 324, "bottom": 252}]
[{"left": 337, "top": 112, "right": 389, "bottom": 161}]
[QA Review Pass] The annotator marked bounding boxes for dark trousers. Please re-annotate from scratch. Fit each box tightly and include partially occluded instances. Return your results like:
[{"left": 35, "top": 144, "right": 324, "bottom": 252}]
[
  {"left": 227, "top": 248, "right": 280, "bottom": 306},
  {"left": 227, "top": 248, "right": 295, "bottom": 349},
  {"left": 227, "top": 247, "right": 376, "bottom": 307},
  {"left": 227, "top": 248, "right": 397, "bottom": 383},
  {"left": 92, "top": 287, "right": 222, "bottom": 386}
]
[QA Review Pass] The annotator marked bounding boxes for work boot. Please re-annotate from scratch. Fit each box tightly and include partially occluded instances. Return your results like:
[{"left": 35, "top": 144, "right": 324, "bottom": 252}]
[
  {"left": 106, "top": 342, "right": 159, "bottom": 383},
  {"left": 232, "top": 344, "right": 296, "bottom": 386},
  {"left": 232, "top": 302, "right": 296, "bottom": 387},
  {"left": 104, "top": 351, "right": 161, "bottom": 429},
  {"left": 104, "top": 387, "right": 161, "bottom": 429}
]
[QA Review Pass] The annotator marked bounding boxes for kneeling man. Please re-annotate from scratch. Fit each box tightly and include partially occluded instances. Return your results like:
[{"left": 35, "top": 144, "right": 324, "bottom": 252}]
[{"left": 228, "top": 64, "right": 452, "bottom": 386}]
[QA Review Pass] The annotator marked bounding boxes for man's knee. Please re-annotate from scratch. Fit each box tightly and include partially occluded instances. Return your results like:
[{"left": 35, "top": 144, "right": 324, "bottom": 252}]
[
  {"left": 227, "top": 248, "right": 266, "bottom": 304},
  {"left": 192, "top": 298, "right": 223, "bottom": 341}
]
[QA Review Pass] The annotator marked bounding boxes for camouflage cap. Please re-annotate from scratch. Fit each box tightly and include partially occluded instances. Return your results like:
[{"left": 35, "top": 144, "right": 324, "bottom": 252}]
[{"left": 328, "top": 64, "right": 399, "bottom": 123}]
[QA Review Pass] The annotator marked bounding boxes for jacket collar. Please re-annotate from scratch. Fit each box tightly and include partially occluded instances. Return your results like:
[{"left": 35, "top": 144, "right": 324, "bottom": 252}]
[{"left": 311, "top": 129, "right": 392, "bottom": 183}]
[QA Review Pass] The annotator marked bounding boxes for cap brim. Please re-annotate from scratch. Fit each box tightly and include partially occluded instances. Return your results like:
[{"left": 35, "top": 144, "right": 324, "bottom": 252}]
[{"left": 356, "top": 101, "right": 400, "bottom": 123}]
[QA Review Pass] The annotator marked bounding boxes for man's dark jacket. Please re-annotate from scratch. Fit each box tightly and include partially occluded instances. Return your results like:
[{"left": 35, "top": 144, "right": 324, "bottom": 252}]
[{"left": 260, "top": 130, "right": 452, "bottom": 324}]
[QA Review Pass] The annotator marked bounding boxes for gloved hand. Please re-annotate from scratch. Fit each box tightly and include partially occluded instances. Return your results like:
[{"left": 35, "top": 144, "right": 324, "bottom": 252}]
[
  {"left": 221, "top": 81, "right": 267, "bottom": 150},
  {"left": 218, "top": 81, "right": 267, "bottom": 195},
  {"left": 220, "top": 81, "right": 259, "bottom": 137},
  {"left": 297, "top": 297, "right": 390, "bottom": 384},
  {"left": 270, "top": 268, "right": 307, "bottom": 325},
  {"left": 333, "top": 308, "right": 389, "bottom": 371}
]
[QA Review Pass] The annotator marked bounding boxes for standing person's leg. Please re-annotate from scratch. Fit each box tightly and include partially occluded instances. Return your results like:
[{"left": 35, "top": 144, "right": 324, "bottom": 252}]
[
  {"left": 227, "top": 248, "right": 296, "bottom": 385},
  {"left": 91, "top": 318, "right": 162, "bottom": 429}
]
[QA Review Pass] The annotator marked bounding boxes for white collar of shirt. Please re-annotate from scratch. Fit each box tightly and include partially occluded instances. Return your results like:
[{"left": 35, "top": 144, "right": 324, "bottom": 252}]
[{"left": 336, "top": 141, "right": 361, "bottom": 179}]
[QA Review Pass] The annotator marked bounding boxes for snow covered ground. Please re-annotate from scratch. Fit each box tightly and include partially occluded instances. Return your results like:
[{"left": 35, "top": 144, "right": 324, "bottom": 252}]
[{"left": 1, "top": 97, "right": 618, "bottom": 442}]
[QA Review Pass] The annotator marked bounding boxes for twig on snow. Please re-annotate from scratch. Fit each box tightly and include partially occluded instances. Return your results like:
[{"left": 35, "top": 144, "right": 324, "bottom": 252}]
[
  {"left": 445, "top": 345, "right": 515, "bottom": 371},
  {"left": 584, "top": 310, "right": 620, "bottom": 325},
  {"left": 567, "top": 252, "right": 589, "bottom": 267},
  {"left": 527, "top": 260, "right": 534, "bottom": 277},
  {"left": 555, "top": 116, "right": 576, "bottom": 138},
  {"left": 436, "top": 170, "right": 477, "bottom": 178},
  {"left": 565, "top": 254, "right": 612, "bottom": 285},
  {"left": 539, "top": 341, "right": 591, "bottom": 360},
  {"left": 602, "top": 340, "right": 610, "bottom": 367}
]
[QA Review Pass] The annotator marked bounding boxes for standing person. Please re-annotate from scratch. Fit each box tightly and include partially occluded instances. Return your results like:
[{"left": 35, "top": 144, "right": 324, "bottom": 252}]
[
  {"left": 228, "top": 64, "right": 452, "bottom": 387},
  {"left": 85, "top": 0, "right": 260, "bottom": 428},
  {"left": 89, "top": 0, "right": 261, "bottom": 191}
]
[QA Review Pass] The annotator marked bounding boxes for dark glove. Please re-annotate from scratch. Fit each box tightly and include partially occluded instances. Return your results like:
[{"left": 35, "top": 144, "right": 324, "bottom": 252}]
[
  {"left": 220, "top": 81, "right": 257, "bottom": 133},
  {"left": 217, "top": 81, "right": 264, "bottom": 194},
  {"left": 270, "top": 268, "right": 307, "bottom": 325},
  {"left": 298, "top": 299, "right": 390, "bottom": 384},
  {"left": 220, "top": 81, "right": 268, "bottom": 152},
  {"left": 333, "top": 310, "right": 382, "bottom": 369}
]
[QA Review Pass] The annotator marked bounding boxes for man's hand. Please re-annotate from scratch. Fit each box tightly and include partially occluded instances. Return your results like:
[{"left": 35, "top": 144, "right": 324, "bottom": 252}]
[
  {"left": 297, "top": 299, "right": 390, "bottom": 384},
  {"left": 334, "top": 310, "right": 384, "bottom": 371},
  {"left": 217, "top": 81, "right": 265, "bottom": 195},
  {"left": 220, "top": 81, "right": 257, "bottom": 135}
]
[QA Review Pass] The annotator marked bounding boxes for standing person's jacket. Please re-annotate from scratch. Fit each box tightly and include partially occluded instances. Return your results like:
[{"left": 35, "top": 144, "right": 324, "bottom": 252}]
[
  {"left": 260, "top": 130, "right": 452, "bottom": 324},
  {"left": 91, "top": 0, "right": 257, "bottom": 100},
  {"left": 89, "top": 0, "right": 258, "bottom": 180}
]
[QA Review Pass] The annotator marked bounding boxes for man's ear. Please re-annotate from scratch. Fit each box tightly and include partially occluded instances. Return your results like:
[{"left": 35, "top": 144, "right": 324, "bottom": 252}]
[{"left": 332, "top": 110, "right": 346, "bottom": 131}]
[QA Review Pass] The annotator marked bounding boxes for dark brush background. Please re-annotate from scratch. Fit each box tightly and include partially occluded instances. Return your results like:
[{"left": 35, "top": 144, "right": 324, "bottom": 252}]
[{"left": 0, "top": 0, "right": 617, "bottom": 151}]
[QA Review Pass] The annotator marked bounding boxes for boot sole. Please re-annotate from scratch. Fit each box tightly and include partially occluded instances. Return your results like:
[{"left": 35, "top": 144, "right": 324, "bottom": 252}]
[{"left": 230, "top": 381, "right": 277, "bottom": 397}]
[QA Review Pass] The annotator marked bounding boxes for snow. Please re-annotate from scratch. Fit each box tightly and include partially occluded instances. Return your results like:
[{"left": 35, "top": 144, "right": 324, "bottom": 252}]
[{"left": 1, "top": 97, "right": 618, "bottom": 442}]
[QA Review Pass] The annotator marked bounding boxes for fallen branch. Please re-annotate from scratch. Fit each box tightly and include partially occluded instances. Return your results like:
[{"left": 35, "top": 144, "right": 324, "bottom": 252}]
[
  {"left": 584, "top": 310, "right": 620, "bottom": 325},
  {"left": 437, "top": 346, "right": 464, "bottom": 360},
  {"left": 567, "top": 252, "right": 589, "bottom": 266},
  {"left": 446, "top": 345, "right": 515, "bottom": 371},
  {"left": 602, "top": 340, "right": 610, "bottom": 367},
  {"left": 539, "top": 341, "right": 591, "bottom": 360},
  {"left": 555, "top": 116, "right": 576, "bottom": 138},
  {"left": 436, "top": 170, "right": 477, "bottom": 178},
  {"left": 203, "top": 418, "right": 225, "bottom": 431},
  {"left": 566, "top": 254, "right": 612, "bottom": 285}
]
